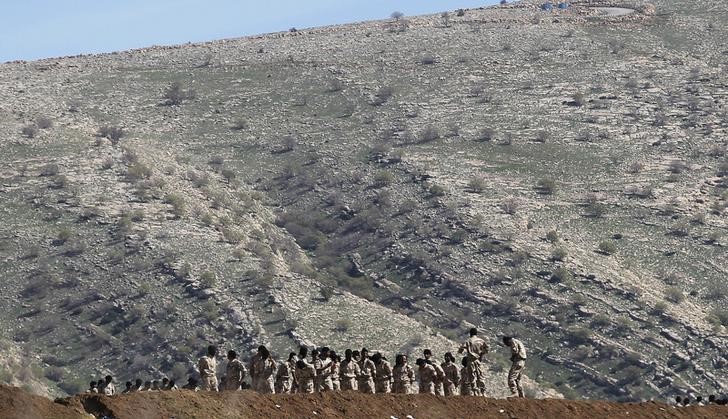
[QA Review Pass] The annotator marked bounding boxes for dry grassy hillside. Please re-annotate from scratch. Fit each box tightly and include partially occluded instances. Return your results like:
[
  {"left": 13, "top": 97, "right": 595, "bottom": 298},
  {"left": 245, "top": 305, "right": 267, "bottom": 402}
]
[{"left": 0, "top": 0, "right": 726, "bottom": 402}]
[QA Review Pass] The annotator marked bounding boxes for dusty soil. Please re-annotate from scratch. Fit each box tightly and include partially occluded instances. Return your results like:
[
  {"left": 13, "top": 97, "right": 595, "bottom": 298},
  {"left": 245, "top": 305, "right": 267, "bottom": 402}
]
[{"left": 2, "top": 385, "right": 725, "bottom": 419}]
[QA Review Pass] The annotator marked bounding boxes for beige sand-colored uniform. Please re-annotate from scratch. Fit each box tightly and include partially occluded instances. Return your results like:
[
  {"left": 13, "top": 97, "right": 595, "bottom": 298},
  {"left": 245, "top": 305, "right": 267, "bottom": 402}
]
[{"left": 198, "top": 355, "right": 218, "bottom": 391}]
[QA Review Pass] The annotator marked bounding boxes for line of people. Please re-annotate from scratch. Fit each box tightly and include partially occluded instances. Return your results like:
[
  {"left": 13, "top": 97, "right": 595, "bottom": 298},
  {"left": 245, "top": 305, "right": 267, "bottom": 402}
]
[{"left": 194, "top": 328, "right": 527, "bottom": 398}]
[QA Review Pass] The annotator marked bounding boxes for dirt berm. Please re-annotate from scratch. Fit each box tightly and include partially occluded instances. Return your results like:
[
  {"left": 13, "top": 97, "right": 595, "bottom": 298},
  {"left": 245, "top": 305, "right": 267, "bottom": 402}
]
[{"left": 2, "top": 385, "right": 726, "bottom": 419}]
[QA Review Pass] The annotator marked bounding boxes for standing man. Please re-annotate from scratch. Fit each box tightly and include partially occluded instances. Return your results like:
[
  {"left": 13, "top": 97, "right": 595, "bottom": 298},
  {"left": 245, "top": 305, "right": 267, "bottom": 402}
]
[
  {"left": 423, "top": 349, "right": 445, "bottom": 396},
  {"left": 275, "top": 352, "right": 297, "bottom": 393},
  {"left": 223, "top": 350, "right": 247, "bottom": 391},
  {"left": 357, "top": 348, "right": 376, "bottom": 394},
  {"left": 441, "top": 353, "right": 460, "bottom": 396},
  {"left": 392, "top": 354, "right": 415, "bottom": 394},
  {"left": 415, "top": 358, "right": 437, "bottom": 395},
  {"left": 198, "top": 345, "right": 219, "bottom": 391},
  {"left": 102, "top": 375, "right": 116, "bottom": 396},
  {"left": 458, "top": 328, "right": 489, "bottom": 395},
  {"left": 503, "top": 336, "right": 527, "bottom": 398},
  {"left": 372, "top": 353, "right": 393, "bottom": 394},
  {"left": 256, "top": 346, "right": 277, "bottom": 394},
  {"left": 339, "top": 349, "right": 360, "bottom": 391}
]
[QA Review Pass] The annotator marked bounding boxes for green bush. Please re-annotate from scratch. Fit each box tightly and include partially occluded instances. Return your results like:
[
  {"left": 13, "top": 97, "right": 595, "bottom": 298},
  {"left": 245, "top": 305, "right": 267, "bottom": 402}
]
[
  {"left": 467, "top": 177, "right": 487, "bottom": 193},
  {"left": 551, "top": 247, "right": 568, "bottom": 261},
  {"left": 551, "top": 267, "right": 572, "bottom": 283},
  {"left": 536, "top": 178, "right": 556, "bottom": 195},
  {"left": 598, "top": 241, "right": 617, "bottom": 255},
  {"left": 664, "top": 287, "right": 685, "bottom": 304},
  {"left": 200, "top": 271, "right": 217, "bottom": 289}
]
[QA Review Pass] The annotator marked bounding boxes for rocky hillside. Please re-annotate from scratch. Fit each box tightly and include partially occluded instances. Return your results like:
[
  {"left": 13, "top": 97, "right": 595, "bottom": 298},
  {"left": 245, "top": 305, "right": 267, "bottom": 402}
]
[{"left": 0, "top": 0, "right": 726, "bottom": 401}]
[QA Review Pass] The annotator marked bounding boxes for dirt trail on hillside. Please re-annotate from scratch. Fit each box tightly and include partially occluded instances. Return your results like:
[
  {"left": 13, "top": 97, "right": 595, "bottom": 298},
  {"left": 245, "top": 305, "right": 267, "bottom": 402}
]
[{"left": 2, "top": 385, "right": 725, "bottom": 419}]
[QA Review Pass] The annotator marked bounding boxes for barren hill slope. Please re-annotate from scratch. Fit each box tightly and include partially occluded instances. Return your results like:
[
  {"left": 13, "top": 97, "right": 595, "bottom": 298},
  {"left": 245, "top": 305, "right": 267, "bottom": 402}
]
[{"left": 0, "top": 0, "right": 726, "bottom": 402}]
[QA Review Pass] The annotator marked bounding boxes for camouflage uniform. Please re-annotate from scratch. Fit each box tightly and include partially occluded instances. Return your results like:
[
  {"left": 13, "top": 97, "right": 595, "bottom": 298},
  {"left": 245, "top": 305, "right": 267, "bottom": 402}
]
[
  {"left": 330, "top": 360, "right": 341, "bottom": 391},
  {"left": 248, "top": 353, "right": 261, "bottom": 391},
  {"left": 103, "top": 383, "right": 116, "bottom": 396},
  {"left": 297, "top": 363, "right": 316, "bottom": 394},
  {"left": 374, "top": 360, "right": 393, "bottom": 394},
  {"left": 223, "top": 358, "right": 247, "bottom": 391},
  {"left": 198, "top": 355, "right": 218, "bottom": 391},
  {"left": 339, "top": 359, "right": 360, "bottom": 391},
  {"left": 430, "top": 360, "right": 446, "bottom": 396},
  {"left": 507, "top": 338, "right": 527, "bottom": 398},
  {"left": 459, "top": 335, "right": 489, "bottom": 395},
  {"left": 392, "top": 364, "right": 415, "bottom": 394},
  {"left": 459, "top": 364, "right": 479, "bottom": 396},
  {"left": 313, "top": 357, "right": 333, "bottom": 392},
  {"left": 417, "top": 364, "right": 437, "bottom": 395},
  {"left": 357, "top": 357, "right": 376, "bottom": 394},
  {"left": 275, "top": 359, "right": 295, "bottom": 394},
  {"left": 441, "top": 360, "right": 460, "bottom": 396},
  {"left": 256, "top": 357, "right": 277, "bottom": 394}
]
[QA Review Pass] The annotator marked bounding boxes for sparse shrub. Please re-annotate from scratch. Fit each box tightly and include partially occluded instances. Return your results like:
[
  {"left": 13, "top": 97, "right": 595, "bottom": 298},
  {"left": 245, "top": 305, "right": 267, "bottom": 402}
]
[
  {"left": 280, "top": 135, "right": 297, "bottom": 153},
  {"left": 551, "top": 248, "right": 568, "bottom": 262},
  {"left": 667, "top": 160, "right": 687, "bottom": 174},
  {"left": 664, "top": 287, "right": 685, "bottom": 304},
  {"left": 391, "top": 11, "right": 404, "bottom": 20},
  {"left": 420, "top": 55, "right": 436, "bottom": 65},
  {"left": 535, "top": 178, "right": 556, "bottom": 195},
  {"left": 567, "top": 327, "right": 592, "bottom": 345},
  {"left": 717, "top": 161, "right": 728, "bottom": 177},
  {"left": 325, "top": 79, "right": 343, "bottom": 93},
  {"left": 67, "top": 99, "right": 81, "bottom": 113},
  {"left": 429, "top": 184, "right": 446, "bottom": 197},
  {"left": 571, "top": 92, "right": 586, "bottom": 107},
  {"left": 372, "top": 171, "right": 394, "bottom": 188},
  {"left": 627, "top": 162, "right": 643, "bottom": 174},
  {"left": 231, "top": 119, "right": 248, "bottom": 131},
  {"left": 591, "top": 314, "right": 611, "bottom": 328},
  {"left": 652, "top": 301, "right": 668, "bottom": 315},
  {"left": 50, "top": 175, "right": 68, "bottom": 189},
  {"left": 441, "top": 12, "right": 451, "bottom": 27},
  {"left": 501, "top": 197, "right": 519, "bottom": 215},
  {"left": 476, "top": 128, "right": 496, "bottom": 142},
  {"left": 370, "top": 86, "right": 393, "bottom": 106},
  {"left": 21, "top": 125, "right": 37, "bottom": 138},
  {"left": 164, "top": 193, "right": 186, "bottom": 217},
  {"left": 39, "top": 164, "right": 59, "bottom": 177},
  {"left": 125, "top": 163, "right": 152, "bottom": 182},
  {"left": 36, "top": 117, "right": 52, "bottom": 129},
  {"left": 534, "top": 130, "right": 550, "bottom": 143},
  {"left": 546, "top": 230, "right": 559, "bottom": 243},
  {"left": 662, "top": 272, "right": 683, "bottom": 286},
  {"left": 200, "top": 271, "right": 217, "bottom": 289},
  {"left": 445, "top": 123, "right": 460, "bottom": 138},
  {"left": 708, "top": 145, "right": 726, "bottom": 158},
  {"left": 419, "top": 126, "right": 440, "bottom": 143},
  {"left": 597, "top": 240, "right": 617, "bottom": 255},
  {"left": 163, "top": 81, "right": 195, "bottom": 106},
  {"left": 467, "top": 177, "right": 487, "bottom": 193},
  {"left": 208, "top": 155, "right": 224, "bottom": 168},
  {"left": 221, "top": 168, "right": 236, "bottom": 182},
  {"left": 221, "top": 227, "right": 245, "bottom": 244},
  {"left": 98, "top": 125, "right": 125, "bottom": 143},
  {"left": 320, "top": 287, "right": 335, "bottom": 301},
  {"left": 334, "top": 319, "right": 351, "bottom": 332},
  {"left": 101, "top": 157, "right": 114, "bottom": 170},
  {"left": 707, "top": 309, "right": 728, "bottom": 327},
  {"left": 551, "top": 267, "right": 572, "bottom": 283},
  {"left": 57, "top": 228, "right": 72, "bottom": 244}
]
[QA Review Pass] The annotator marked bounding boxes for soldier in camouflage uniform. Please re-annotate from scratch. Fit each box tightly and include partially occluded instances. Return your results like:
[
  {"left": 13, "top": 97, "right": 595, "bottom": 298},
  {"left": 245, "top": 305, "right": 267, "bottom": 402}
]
[
  {"left": 296, "top": 359, "right": 316, "bottom": 394},
  {"left": 415, "top": 358, "right": 437, "bottom": 395},
  {"left": 339, "top": 349, "right": 360, "bottom": 391},
  {"left": 503, "top": 336, "right": 527, "bottom": 398},
  {"left": 441, "top": 352, "right": 460, "bottom": 396},
  {"left": 312, "top": 349, "right": 333, "bottom": 392},
  {"left": 198, "top": 345, "right": 219, "bottom": 392},
  {"left": 357, "top": 348, "right": 376, "bottom": 394},
  {"left": 459, "top": 357, "right": 479, "bottom": 396},
  {"left": 372, "top": 352, "right": 393, "bottom": 394},
  {"left": 223, "top": 350, "right": 247, "bottom": 391},
  {"left": 275, "top": 352, "right": 297, "bottom": 394},
  {"left": 423, "top": 349, "right": 445, "bottom": 396},
  {"left": 255, "top": 345, "right": 277, "bottom": 394},
  {"left": 329, "top": 351, "right": 341, "bottom": 391},
  {"left": 458, "top": 328, "right": 489, "bottom": 396},
  {"left": 392, "top": 354, "right": 415, "bottom": 394}
]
